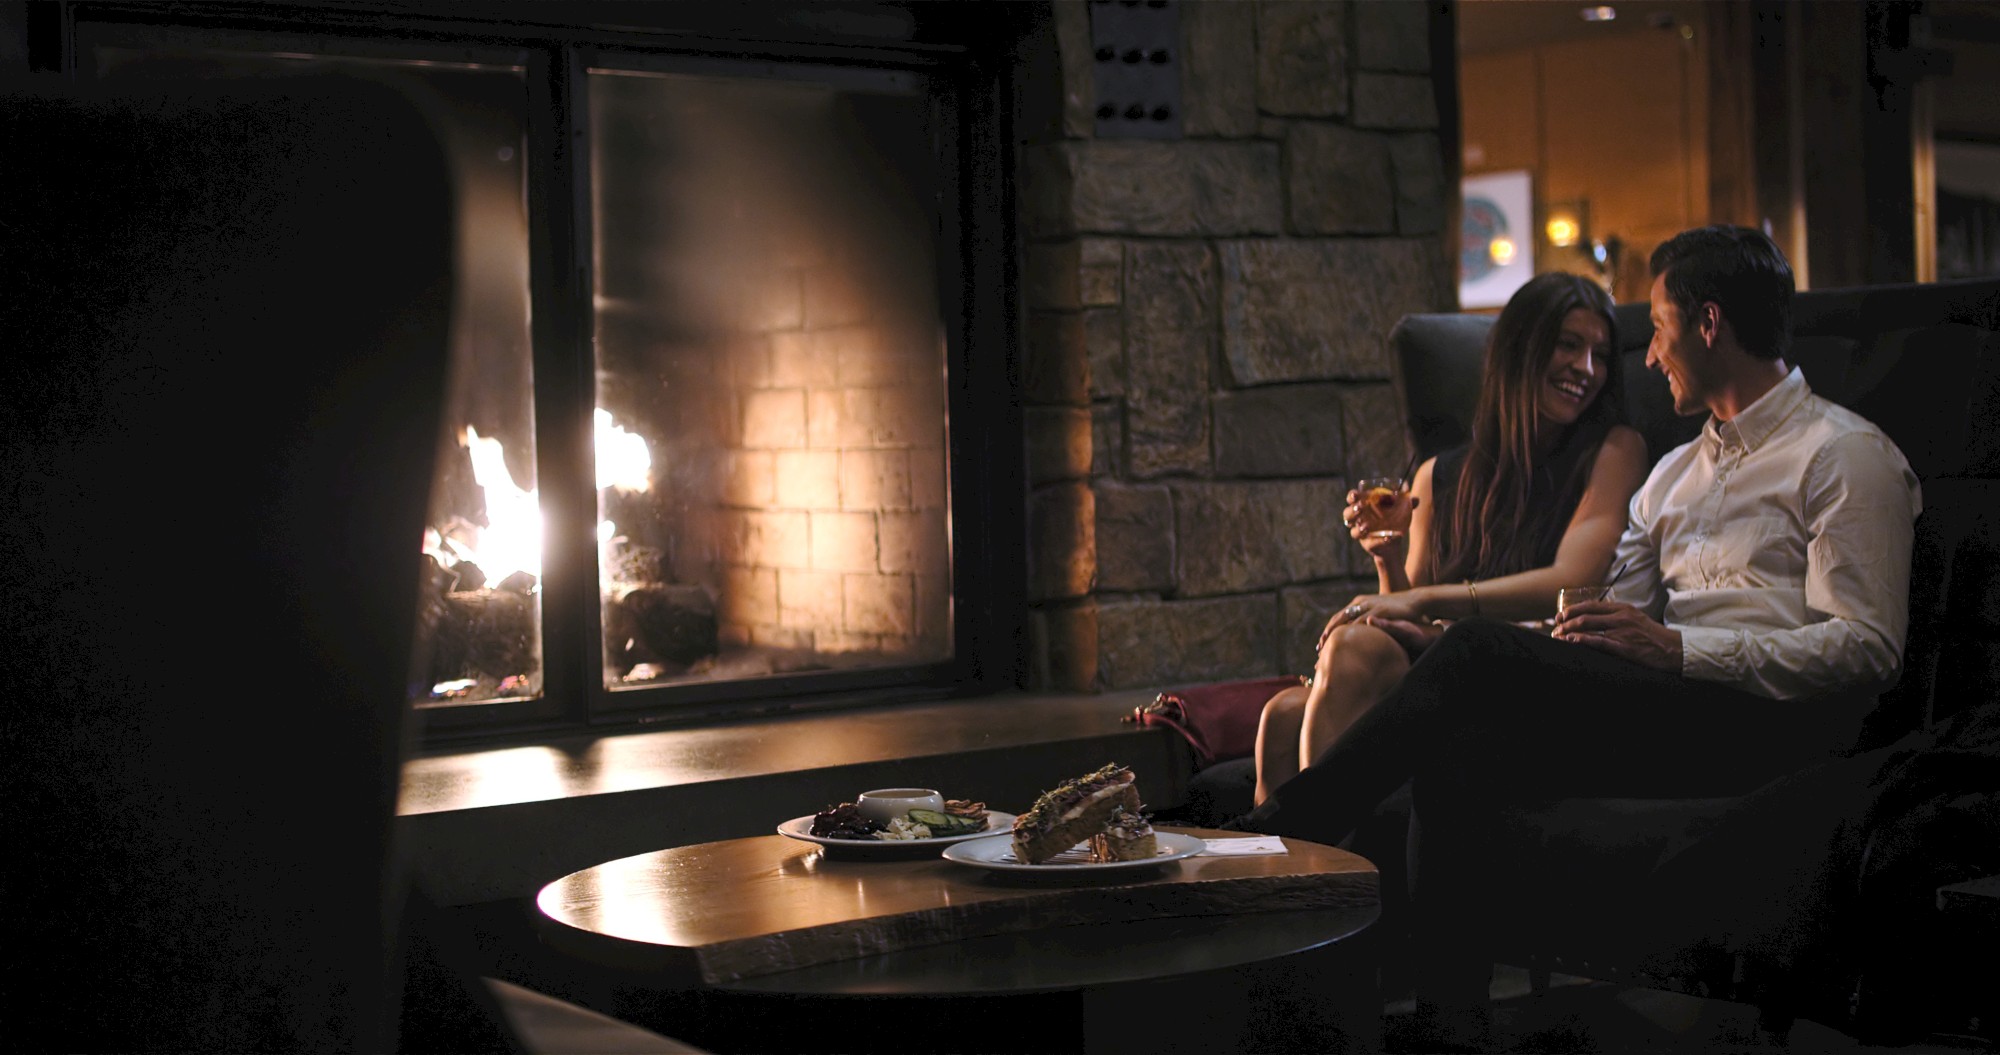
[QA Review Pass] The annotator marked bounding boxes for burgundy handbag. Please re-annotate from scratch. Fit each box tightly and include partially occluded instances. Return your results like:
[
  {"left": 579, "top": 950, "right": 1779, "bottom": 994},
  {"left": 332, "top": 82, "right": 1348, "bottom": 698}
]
[{"left": 1124, "top": 675, "right": 1305, "bottom": 769}]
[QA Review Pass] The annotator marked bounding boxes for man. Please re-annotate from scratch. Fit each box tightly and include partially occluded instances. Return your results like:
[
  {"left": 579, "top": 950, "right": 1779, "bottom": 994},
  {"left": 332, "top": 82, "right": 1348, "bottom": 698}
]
[{"left": 1231, "top": 224, "right": 1921, "bottom": 852}]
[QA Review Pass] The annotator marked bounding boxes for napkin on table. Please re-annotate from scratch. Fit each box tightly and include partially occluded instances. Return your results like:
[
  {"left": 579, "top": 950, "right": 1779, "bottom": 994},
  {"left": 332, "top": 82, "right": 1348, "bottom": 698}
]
[{"left": 1196, "top": 835, "right": 1288, "bottom": 856}]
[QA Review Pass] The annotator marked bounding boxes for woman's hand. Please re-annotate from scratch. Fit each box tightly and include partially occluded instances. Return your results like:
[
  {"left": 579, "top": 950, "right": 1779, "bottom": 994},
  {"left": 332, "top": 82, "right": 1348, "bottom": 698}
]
[
  {"left": 1553, "top": 599, "right": 1683, "bottom": 673},
  {"left": 1342, "top": 486, "right": 1418, "bottom": 562},
  {"left": 1366, "top": 616, "right": 1445, "bottom": 658},
  {"left": 1323, "top": 592, "right": 1429, "bottom": 646}
]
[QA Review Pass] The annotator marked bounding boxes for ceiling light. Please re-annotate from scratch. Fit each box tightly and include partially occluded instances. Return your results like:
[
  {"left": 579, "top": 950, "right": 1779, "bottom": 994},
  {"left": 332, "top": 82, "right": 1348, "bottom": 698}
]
[{"left": 1581, "top": 5, "right": 1617, "bottom": 21}]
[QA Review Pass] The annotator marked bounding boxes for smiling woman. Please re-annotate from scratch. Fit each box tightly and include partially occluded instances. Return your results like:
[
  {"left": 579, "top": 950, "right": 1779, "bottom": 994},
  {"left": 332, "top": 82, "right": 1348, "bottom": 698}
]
[{"left": 1252, "top": 271, "right": 1650, "bottom": 804}]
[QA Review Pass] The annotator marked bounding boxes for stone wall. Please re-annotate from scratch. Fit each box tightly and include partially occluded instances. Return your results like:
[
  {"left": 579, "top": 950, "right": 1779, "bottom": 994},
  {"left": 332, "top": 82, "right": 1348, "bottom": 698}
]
[{"left": 1020, "top": 0, "right": 1453, "bottom": 691}]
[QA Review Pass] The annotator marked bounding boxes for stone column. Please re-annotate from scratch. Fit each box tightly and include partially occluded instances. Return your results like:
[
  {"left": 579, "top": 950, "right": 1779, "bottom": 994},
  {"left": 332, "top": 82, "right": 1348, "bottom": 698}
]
[{"left": 1021, "top": 0, "right": 1452, "bottom": 691}]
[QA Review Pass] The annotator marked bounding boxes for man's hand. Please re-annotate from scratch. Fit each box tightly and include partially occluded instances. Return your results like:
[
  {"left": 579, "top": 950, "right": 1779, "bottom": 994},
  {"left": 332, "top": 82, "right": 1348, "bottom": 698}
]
[{"left": 1553, "top": 600, "right": 1683, "bottom": 673}]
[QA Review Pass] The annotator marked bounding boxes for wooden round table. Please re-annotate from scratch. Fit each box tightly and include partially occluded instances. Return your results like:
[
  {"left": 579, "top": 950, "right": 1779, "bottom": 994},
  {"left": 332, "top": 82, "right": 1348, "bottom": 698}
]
[{"left": 536, "top": 827, "right": 1383, "bottom": 1053}]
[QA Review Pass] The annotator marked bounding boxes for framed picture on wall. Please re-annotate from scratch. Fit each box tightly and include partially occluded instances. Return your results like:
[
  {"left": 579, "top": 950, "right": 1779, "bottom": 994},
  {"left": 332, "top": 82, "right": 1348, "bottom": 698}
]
[{"left": 1459, "top": 170, "right": 1533, "bottom": 309}]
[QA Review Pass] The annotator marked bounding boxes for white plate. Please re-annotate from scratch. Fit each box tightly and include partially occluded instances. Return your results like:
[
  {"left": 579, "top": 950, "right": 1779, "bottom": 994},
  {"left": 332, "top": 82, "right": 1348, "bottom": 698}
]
[
  {"left": 940, "top": 831, "right": 1206, "bottom": 873},
  {"left": 776, "top": 811, "right": 1019, "bottom": 851}
]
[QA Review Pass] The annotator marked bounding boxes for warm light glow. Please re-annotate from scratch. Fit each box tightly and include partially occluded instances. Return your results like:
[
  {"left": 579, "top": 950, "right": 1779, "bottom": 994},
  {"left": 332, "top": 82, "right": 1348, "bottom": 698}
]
[
  {"left": 1488, "top": 236, "right": 1517, "bottom": 267},
  {"left": 1546, "top": 215, "right": 1582, "bottom": 248},
  {"left": 595, "top": 408, "right": 651, "bottom": 492},
  {"left": 463, "top": 425, "right": 544, "bottom": 584},
  {"left": 1580, "top": 6, "right": 1617, "bottom": 22},
  {"left": 424, "top": 410, "right": 648, "bottom": 587}
]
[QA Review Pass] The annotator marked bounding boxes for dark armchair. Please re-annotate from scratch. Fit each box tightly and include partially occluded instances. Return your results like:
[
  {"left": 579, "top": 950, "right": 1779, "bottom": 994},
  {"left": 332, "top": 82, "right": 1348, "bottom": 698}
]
[{"left": 1390, "top": 275, "right": 2000, "bottom": 1044}]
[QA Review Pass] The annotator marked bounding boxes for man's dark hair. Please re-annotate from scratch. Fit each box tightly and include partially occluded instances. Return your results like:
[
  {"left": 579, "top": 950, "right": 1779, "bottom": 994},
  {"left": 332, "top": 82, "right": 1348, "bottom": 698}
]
[{"left": 1648, "top": 225, "right": 1794, "bottom": 360}]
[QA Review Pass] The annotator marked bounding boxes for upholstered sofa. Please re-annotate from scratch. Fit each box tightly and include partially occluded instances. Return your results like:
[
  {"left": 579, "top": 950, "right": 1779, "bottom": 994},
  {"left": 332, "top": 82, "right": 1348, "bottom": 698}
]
[{"left": 1173, "top": 274, "right": 2000, "bottom": 1041}]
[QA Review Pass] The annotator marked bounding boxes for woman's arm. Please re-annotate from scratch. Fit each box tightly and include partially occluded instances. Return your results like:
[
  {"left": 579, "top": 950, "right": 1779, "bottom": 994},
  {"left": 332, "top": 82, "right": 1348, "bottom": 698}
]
[
  {"left": 1403, "top": 425, "right": 1648, "bottom": 622},
  {"left": 1397, "top": 456, "right": 1438, "bottom": 590}
]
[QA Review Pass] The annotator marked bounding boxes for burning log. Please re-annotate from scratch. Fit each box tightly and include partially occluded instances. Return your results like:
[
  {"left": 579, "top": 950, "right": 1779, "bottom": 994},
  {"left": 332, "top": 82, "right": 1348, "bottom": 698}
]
[
  {"left": 439, "top": 588, "right": 536, "bottom": 680},
  {"left": 606, "top": 583, "right": 717, "bottom": 669}
]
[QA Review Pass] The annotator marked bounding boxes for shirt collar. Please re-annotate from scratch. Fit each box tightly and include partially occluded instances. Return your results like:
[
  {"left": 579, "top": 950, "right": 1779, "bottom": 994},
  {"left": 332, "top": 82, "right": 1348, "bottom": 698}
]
[{"left": 1703, "top": 367, "right": 1809, "bottom": 452}]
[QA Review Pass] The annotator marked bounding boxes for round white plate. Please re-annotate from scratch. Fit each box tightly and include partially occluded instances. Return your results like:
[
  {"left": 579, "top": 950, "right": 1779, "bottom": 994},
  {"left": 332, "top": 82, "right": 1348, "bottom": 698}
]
[
  {"left": 776, "top": 811, "right": 1018, "bottom": 851},
  {"left": 940, "top": 831, "right": 1206, "bottom": 873}
]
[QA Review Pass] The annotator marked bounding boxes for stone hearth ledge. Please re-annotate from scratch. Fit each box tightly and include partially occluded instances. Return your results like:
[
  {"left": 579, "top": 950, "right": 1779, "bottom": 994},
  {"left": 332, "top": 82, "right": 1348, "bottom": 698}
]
[{"left": 397, "top": 688, "right": 1188, "bottom": 906}]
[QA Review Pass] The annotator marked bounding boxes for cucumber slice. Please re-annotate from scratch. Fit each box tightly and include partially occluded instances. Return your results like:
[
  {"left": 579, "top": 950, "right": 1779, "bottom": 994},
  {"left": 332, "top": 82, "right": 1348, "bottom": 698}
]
[{"left": 908, "top": 808, "right": 980, "bottom": 835}]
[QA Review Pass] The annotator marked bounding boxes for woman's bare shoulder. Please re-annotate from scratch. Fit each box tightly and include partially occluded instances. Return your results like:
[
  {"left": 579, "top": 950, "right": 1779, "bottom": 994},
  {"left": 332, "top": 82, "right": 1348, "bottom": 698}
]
[{"left": 1601, "top": 424, "right": 1648, "bottom": 465}]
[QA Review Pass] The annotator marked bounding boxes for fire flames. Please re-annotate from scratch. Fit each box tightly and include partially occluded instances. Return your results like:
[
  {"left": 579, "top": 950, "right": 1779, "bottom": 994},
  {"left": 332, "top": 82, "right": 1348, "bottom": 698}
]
[{"left": 423, "top": 408, "right": 651, "bottom": 602}]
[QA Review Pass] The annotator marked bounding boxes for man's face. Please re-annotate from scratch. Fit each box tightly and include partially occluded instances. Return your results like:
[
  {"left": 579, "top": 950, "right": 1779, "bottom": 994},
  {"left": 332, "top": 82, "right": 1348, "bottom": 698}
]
[{"left": 1646, "top": 272, "right": 1714, "bottom": 416}]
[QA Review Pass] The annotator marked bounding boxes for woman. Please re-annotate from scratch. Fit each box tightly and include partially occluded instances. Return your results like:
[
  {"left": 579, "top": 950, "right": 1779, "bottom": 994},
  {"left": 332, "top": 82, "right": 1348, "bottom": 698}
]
[{"left": 1253, "top": 271, "right": 1649, "bottom": 804}]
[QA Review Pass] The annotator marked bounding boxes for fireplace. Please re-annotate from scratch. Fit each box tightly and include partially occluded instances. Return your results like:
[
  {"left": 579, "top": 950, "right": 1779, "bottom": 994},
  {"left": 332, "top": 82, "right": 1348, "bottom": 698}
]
[
  {"left": 75, "top": 3, "right": 1019, "bottom": 732},
  {"left": 423, "top": 63, "right": 957, "bottom": 707}
]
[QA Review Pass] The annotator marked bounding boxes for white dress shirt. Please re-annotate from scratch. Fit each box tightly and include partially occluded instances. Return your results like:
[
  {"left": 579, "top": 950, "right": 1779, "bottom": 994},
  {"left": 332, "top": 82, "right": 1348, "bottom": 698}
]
[{"left": 1609, "top": 368, "right": 1922, "bottom": 700}]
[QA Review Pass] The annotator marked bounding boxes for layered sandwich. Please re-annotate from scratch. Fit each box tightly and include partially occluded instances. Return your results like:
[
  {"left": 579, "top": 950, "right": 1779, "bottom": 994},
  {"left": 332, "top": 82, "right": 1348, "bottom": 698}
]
[
  {"left": 1010, "top": 763, "right": 1144, "bottom": 864},
  {"left": 1090, "top": 808, "right": 1157, "bottom": 862}
]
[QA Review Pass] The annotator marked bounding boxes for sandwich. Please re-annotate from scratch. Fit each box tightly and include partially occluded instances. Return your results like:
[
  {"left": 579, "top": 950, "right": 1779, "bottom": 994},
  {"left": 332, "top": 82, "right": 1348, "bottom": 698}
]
[
  {"left": 1010, "top": 763, "right": 1143, "bottom": 864},
  {"left": 1090, "top": 807, "right": 1157, "bottom": 862}
]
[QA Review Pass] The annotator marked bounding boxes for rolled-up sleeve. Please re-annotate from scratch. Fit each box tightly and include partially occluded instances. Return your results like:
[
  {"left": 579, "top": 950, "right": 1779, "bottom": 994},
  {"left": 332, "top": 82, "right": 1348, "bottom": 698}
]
[{"left": 1678, "top": 431, "right": 1920, "bottom": 698}]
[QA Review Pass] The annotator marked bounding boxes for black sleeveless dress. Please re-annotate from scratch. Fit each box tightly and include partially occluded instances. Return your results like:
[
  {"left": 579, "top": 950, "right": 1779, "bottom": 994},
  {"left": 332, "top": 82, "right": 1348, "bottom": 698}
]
[{"left": 1427, "top": 419, "right": 1609, "bottom": 581}]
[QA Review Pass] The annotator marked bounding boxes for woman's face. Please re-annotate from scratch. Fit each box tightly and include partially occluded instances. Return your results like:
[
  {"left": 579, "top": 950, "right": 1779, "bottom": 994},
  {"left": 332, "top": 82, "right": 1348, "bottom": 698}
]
[{"left": 1536, "top": 307, "right": 1612, "bottom": 428}]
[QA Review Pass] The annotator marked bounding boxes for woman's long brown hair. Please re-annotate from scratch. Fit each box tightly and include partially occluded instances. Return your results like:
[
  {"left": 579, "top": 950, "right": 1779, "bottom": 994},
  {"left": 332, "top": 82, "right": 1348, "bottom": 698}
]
[{"left": 1428, "top": 272, "right": 1623, "bottom": 585}]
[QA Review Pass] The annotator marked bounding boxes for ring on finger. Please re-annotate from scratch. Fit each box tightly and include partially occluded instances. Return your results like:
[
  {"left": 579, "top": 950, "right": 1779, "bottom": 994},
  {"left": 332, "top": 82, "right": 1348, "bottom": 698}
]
[{"left": 1345, "top": 604, "right": 1364, "bottom": 617}]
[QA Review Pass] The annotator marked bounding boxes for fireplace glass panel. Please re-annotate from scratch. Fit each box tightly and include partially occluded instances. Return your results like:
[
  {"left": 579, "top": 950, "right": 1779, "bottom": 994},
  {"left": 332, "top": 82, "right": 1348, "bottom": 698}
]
[
  {"left": 85, "top": 34, "right": 542, "bottom": 710},
  {"left": 589, "top": 67, "right": 954, "bottom": 690}
]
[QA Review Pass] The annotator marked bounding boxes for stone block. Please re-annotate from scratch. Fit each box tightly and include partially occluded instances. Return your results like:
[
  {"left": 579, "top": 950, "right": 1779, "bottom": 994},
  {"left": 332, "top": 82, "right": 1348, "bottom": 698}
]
[
  {"left": 1080, "top": 238, "right": 1123, "bottom": 305},
  {"left": 1026, "top": 310, "right": 1091, "bottom": 407},
  {"left": 1212, "top": 383, "right": 1347, "bottom": 477},
  {"left": 878, "top": 509, "right": 946, "bottom": 575},
  {"left": 1355, "top": 0, "right": 1432, "bottom": 72},
  {"left": 820, "top": 325, "right": 898, "bottom": 387},
  {"left": 1173, "top": 479, "right": 1348, "bottom": 596},
  {"left": 734, "top": 509, "right": 810, "bottom": 569},
  {"left": 1054, "top": 0, "right": 1095, "bottom": 139},
  {"left": 1125, "top": 241, "right": 1217, "bottom": 335},
  {"left": 1338, "top": 381, "right": 1413, "bottom": 489},
  {"left": 742, "top": 389, "right": 806, "bottom": 449},
  {"left": 722, "top": 450, "right": 775, "bottom": 507},
  {"left": 1028, "top": 480, "right": 1095, "bottom": 602},
  {"left": 1096, "top": 593, "right": 1278, "bottom": 689},
  {"left": 1182, "top": 0, "right": 1257, "bottom": 137},
  {"left": 844, "top": 572, "right": 914, "bottom": 636},
  {"left": 1390, "top": 132, "right": 1446, "bottom": 236},
  {"left": 1286, "top": 123, "right": 1394, "bottom": 235},
  {"left": 774, "top": 450, "right": 841, "bottom": 511},
  {"left": 751, "top": 624, "right": 814, "bottom": 651},
  {"left": 811, "top": 510, "right": 878, "bottom": 573},
  {"left": 841, "top": 449, "right": 912, "bottom": 510},
  {"left": 1020, "top": 144, "right": 1078, "bottom": 238},
  {"left": 910, "top": 448, "right": 947, "bottom": 509},
  {"left": 1084, "top": 307, "right": 1125, "bottom": 401},
  {"left": 1026, "top": 405, "right": 1094, "bottom": 485},
  {"left": 1039, "top": 598, "right": 1099, "bottom": 692},
  {"left": 1125, "top": 327, "right": 1212, "bottom": 478},
  {"left": 1257, "top": 0, "right": 1348, "bottom": 118},
  {"left": 732, "top": 334, "right": 776, "bottom": 389},
  {"left": 1353, "top": 71, "right": 1439, "bottom": 130},
  {"left": 720, "top": 565, "right": 779, "bottom": 627},
  {"left": 806, "top": 389, "right": 847, "bottom": 448},
  {"left": 1093, "top": 482, "right": 1175, "bottom": 593},
  {"left": 1026, "top": 241, "right": 1082, "bottom": 311},
  {"left": 876, "top": 382, "right": 944, "bottom": 448},
  {"left": 1067, "top": 141, "right": 1284, "bottom": 236},
  {"left": 1091, "top": 401, "right": 1123, "bottom": 479},
  {"left": 1218, "top": 239, "right": 1446, "bottom": 384},
  {"left": 778, "top": 567, "right": 842, "bottom": 629}
]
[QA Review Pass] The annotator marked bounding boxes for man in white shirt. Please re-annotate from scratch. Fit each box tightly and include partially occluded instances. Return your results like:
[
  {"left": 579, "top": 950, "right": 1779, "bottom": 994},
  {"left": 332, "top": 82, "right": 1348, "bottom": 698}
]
[{"left": 1231, "top": 225, "right": 1921, "bottom": 849}]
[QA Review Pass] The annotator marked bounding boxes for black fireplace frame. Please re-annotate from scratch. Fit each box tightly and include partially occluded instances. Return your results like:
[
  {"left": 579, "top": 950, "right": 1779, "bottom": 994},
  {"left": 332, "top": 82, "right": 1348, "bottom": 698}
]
[{"left": 40, "top": 1, "right": 1033, "bottom": 744}]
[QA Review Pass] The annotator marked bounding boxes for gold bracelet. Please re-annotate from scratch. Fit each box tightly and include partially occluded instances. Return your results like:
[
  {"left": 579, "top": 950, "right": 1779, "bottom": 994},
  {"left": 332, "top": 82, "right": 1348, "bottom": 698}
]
[{"left": 1466, "top": 579, "right": 1480, "bottom": 617}]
